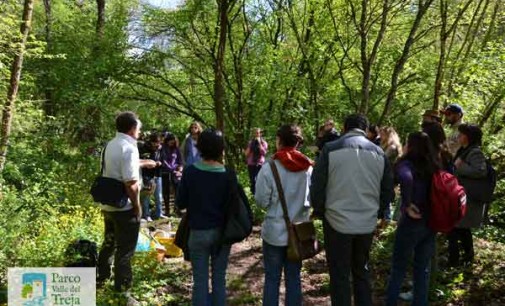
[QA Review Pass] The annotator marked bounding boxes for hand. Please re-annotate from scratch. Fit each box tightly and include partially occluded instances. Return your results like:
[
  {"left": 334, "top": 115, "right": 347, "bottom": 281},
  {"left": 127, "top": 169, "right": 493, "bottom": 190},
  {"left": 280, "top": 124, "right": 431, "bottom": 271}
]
[
  {"left": 406, "top": 204, "right": 422, "bottom": 219},
  {"left": 155, "top": 161, "right": 162, "bottom": 167},
  {"left": 454, "top": 158, "right": 464, "bottom": 168},
  {"left": 143, "top": 160, "right": 157, "bottom": 169}
]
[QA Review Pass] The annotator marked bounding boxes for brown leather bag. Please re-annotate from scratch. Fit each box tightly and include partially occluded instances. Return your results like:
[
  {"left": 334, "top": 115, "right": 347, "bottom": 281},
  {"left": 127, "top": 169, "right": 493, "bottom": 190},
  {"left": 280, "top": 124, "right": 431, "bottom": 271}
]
[{"left": 269, "top": 160, "right": 320, "bottom": 262}]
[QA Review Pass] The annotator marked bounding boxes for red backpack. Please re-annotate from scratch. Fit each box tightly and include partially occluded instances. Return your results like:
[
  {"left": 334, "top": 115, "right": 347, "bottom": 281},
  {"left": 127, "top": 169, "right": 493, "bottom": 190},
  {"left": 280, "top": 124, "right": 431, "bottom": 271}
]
[{"left": 429, "top": 170, "right": 467, "bottom": 233}]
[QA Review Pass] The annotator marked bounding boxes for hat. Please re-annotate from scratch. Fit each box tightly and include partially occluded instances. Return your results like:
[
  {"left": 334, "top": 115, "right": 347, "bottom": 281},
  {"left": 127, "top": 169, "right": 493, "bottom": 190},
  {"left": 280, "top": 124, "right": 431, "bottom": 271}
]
[
  {"left": 443, "top": 104, "right": 464, "bottom": 115},
  {"left": 422, "top": 109, "right": 441, "bottom": 120}
]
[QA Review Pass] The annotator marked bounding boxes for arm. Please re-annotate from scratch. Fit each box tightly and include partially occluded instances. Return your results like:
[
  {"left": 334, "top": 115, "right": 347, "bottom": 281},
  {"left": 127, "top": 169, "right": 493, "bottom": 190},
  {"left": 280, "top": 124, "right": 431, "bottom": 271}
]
[
  {"left": 310, "top": 145, "right": 329, "bottom": 218},
  {"left": 254, "top": 163, "right": 273, "bottom": 208},
  {"left": 175, "top": 148, "right": 183, "bottom": 169},
  {"left": 259, "top": 139, "right": 268, "bottom": 155},
  {"left": 244, "top": 141, "right": 251, "bottom": 157},
  {"left": 379, "top": 157, "right": 395, "bottom": 219},
  {"left": 125, "top": 180, "right": 141, "bottom": 219},
  {"left": 122, "top": 148, "right": 142, "bottom": 219},
  {"left": 175, "top": 167, "right": 190, "bottom": 210},
  {"left": 455, "top": 149, "right": 487, "bottom": 179},
  {"left": 140, "top": 159, "right": 157, "bottom": 168},
  {"left": 396, "top": 162, "right": 414, "bottom": 214}
]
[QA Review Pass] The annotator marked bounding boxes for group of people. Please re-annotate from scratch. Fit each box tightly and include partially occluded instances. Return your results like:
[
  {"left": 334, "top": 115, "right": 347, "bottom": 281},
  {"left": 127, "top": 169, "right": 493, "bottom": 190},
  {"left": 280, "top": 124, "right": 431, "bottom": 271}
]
[
  {"left": 135, "top": 121, "right": 206, "bottom": 221},
  {"left": 95, "top": 104, "right": 491, "bottom": 306}
]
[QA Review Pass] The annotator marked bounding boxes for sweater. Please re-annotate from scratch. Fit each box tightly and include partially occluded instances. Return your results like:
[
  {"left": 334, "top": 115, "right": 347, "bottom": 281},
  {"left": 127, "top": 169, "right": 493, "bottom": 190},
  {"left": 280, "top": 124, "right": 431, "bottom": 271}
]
[
  {"left": 255, "top": 159, "right": 312, "bottom": 246},
  {"left": 176, "top": 162, "right": 234, "bottom": 230}
]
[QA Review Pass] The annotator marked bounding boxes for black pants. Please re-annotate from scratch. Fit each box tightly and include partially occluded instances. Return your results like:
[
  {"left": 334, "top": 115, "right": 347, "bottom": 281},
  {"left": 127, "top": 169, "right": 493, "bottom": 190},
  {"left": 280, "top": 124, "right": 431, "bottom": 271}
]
[
  {"left": 323, "top": 219, "right": 374, "bottom": 306},
  {"left": 162, "top": 172, "right": 179, "bottom": 216},
  {"left": 447, "top": 228, "right": 474, "bottom": 267},
  {"left": 247, "top": 164, "right": 262, "bottom": 195},
  {"left": 97, "top": 210, "right": 140, "bottom": 292}
]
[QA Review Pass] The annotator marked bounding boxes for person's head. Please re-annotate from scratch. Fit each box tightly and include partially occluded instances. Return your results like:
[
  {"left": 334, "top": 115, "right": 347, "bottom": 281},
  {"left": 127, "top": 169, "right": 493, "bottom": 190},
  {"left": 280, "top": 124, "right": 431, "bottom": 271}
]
[
  {"left": 324, "top": 119, "right": 335, "bottom": 132},
  {"left": 380, "top": 126, "right": 402, "bottom": 150},
  {"left": 343, "top": 114, "right": 369, "bottom": 133},
  {"left": 197, "top": 128, "right": 225, "bottom": 162},
  {"left": 253, "top": 128, "right": 262, "bottom": 139},
  {"left": 276, "top": 124, "right": 303, "bottom": 150},
  {"left": 116, "top": 111, "right": 141, "bottom": 139},
  {"left": 367, "top": 124, "right": 379, "bottom": 140},
  {"left": 443, "top": 104, "right": 464, "bottom": 125},
  {"left": 422, "top": 121, "right": 446, "bottom": 150},
  {"left": 163, "top": 132, "right": 178, "bottom": 148},
  {"left": 422, "top": 109, "right": 442, "bottom": 125},
  {"left": 457, "top": 124, "right": 482, "bottom": 148},
  {"left": 188, "top": 121, "right": 203, "bottom": 136},
  {"left": 403, "top": 132, "right": 440, "bottom": 178},
  {"left": 148, "top": 132, "right": 162, "bottom": 150}
]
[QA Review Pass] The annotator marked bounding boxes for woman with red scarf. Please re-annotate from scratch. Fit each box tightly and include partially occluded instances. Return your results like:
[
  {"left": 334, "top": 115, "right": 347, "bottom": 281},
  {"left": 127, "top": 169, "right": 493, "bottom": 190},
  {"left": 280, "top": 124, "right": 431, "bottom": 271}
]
[{"left": 255, "top": 124, "right": 313, "bottom": 306}]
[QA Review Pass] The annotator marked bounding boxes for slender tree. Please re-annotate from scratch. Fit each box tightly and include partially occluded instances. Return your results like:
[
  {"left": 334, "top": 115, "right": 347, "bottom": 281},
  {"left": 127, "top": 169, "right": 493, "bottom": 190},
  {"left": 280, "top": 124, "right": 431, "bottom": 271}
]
[{"left": 0, "top": 0, "right": 35, "bottom": 174}]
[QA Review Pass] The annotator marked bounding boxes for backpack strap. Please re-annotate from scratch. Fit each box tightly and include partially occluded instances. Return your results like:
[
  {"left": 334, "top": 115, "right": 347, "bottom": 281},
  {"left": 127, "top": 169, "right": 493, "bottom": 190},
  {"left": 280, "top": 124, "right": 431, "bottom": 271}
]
[
  {"left": 100, "top": 143, "right": 109, "bottom": 176},
  {"left": 269, "top": 160, "right": 291, "bottom": 230}
]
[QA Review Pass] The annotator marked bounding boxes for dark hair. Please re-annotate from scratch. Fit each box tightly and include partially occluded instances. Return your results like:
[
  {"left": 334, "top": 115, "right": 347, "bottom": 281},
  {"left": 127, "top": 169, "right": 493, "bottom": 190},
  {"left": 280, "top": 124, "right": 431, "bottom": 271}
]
[
  {"left": 422, "top": 121, "right": 446, "bottom": 149},
  {"left": 197, "top": 128, "right": 225, "bottom": 161},
  {"left": 163, "top": 132, "right": 175, "bottom": 142},
  {"left": 163, "top": 132, "right": 179, "bottom": 147},
  {"left": 276, "top": 124, "right": 303, "bottom": 147},
  {"left": 116, "top": 112, "right": 139, "bottom": 133},
  {"left": 148, "top": 132, "right": 162, "bottom": 143},
  {"left": 458, "top": 124, "right": 483, "bottom": 146},
  {"left": 344, "top": 114, "right": 369, "bottom": 132},
  {"left": 368, "top": 124, "right": 379, "bottom": 137},
  {"left": 401, "top": 132, "right": 440, "bottom": 180}
]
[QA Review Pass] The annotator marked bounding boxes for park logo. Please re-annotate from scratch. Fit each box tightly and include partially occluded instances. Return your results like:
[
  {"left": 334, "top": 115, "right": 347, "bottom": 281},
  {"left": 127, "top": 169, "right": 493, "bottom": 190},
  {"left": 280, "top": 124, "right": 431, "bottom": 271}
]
[{"left": 8, "top": 268, "right": 96, "bottom": 306}]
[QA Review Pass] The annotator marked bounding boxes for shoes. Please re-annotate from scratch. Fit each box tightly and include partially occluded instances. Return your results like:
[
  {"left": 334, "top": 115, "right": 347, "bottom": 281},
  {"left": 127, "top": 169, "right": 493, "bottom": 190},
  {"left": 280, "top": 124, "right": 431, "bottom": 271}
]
[
  {"left": 126, "top": 296, "right": 140, "bottom": 306},
  {"left": 399, "top": 291, "right": 413, "bottom": 301}
]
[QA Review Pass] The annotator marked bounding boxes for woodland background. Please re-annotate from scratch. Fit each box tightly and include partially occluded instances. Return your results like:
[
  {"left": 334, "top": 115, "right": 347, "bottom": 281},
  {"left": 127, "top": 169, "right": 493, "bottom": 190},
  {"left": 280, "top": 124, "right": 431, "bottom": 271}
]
[{"left": 0, "top": 0, "right": 504, "bottom": 304}]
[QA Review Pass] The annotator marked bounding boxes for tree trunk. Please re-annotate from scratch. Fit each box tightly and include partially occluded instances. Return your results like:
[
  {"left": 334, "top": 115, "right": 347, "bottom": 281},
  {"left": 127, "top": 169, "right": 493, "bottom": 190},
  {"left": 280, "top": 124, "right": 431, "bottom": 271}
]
[
  {"left": 214, "top": 0, "right": 228, "bottom": 132},
  {"left": 43, "top": 0, "right": 55, "bottom": 116},
  {"left": 0, "top": 0, "right": 34, "bottom": 174},
  {"left": 96, "top": 0, "right": 106, "bottom": 39},
  {"left": 433, "top": 0, "right": 448, "bottom": 110}
]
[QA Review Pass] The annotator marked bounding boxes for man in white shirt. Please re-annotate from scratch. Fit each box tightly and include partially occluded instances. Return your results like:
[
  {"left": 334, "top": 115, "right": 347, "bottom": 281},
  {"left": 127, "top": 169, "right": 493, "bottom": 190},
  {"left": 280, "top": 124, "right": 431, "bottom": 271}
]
[
  {"left": 442, "top": 104, "right": 464, "bottom": 157},
  {"left": 97, "top": 111, "right": 143, "bottom": 303}
]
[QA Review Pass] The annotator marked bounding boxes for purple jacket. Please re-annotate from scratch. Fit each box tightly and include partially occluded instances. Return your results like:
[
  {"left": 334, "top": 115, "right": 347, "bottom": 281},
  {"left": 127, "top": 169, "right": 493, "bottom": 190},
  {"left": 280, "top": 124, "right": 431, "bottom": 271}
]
[
  {"left": 161, "top": 145, "right": 182, "bottom": 173},
  {"left": 395, "top": 160, "right": 431, "bottom": 217}
]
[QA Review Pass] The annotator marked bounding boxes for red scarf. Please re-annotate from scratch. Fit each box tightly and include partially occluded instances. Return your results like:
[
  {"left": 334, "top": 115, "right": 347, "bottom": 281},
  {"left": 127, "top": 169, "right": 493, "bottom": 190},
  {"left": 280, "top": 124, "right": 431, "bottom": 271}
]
[{"left": 273, "top": 147, "right": 313, "bottom": 172}]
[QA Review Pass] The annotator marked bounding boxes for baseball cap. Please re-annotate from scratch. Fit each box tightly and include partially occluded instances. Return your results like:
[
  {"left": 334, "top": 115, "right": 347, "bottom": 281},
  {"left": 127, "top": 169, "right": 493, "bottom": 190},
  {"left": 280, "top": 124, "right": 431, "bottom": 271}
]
[{"left": 443, "top": 104, "right": 464, "bottom": 115}]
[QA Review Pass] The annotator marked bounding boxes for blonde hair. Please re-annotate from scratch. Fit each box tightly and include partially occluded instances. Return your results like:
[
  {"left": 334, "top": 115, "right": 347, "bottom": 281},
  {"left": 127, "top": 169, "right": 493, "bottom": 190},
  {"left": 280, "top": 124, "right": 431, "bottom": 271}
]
[
  {"left": 188, "top": 121, "right": 203, "bottom": 134},
  {"left": 380, "top": 126, "right": 403, "bottom": 156}
]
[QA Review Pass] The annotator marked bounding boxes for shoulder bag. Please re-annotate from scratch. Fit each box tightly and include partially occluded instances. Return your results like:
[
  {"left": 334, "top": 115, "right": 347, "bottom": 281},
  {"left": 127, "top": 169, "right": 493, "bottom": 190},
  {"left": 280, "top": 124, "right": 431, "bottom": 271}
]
[
  {"left": 269, "top": 160, "right": 319, "bottom": 262},
  {"left": 90, "top": 143, "right": 129, "bottom": 208}
]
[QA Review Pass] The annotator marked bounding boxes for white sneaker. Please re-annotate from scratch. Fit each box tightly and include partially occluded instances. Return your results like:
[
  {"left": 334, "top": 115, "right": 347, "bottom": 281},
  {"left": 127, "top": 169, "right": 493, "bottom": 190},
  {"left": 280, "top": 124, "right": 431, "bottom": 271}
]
[
  {"left": 399, "top": 291, "right": 413, "bottom": 301},
  {"left": 146, "top": 217, "right": 153, "bottom": 222}
]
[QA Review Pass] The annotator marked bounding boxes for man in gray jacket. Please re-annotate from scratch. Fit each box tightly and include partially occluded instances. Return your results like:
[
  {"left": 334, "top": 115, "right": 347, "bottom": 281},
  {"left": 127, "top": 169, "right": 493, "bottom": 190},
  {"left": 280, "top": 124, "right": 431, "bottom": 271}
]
[{"left": 311, "top": 114, "right": 394, "bottom": 306}]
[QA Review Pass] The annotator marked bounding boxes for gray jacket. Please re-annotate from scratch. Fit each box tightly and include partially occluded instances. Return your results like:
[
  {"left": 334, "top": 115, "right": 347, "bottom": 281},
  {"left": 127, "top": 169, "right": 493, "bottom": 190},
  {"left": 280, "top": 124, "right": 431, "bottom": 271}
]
[
  {"left": 255, "top": 160, "right": 312, "bottom": 246},
  {"left": 455, "top": 145, "right": 488, "bottom": 228},
  {"left": 311, "top": 130, "right": 394, "bottom": 234}
]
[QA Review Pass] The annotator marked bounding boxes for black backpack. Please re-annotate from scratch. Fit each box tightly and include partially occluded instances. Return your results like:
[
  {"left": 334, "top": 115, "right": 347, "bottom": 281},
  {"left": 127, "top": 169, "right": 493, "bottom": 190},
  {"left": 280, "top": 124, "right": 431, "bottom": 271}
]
[{"left": 65, "top": 239, "right": 98, "bottom": 267}]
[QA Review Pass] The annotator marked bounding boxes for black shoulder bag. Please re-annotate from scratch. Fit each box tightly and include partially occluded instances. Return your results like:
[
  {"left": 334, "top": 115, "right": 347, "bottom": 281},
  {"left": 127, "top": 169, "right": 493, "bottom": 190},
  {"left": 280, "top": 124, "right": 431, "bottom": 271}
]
[{"left": 90, "top": 143, "right": 129, "bottom": 208}]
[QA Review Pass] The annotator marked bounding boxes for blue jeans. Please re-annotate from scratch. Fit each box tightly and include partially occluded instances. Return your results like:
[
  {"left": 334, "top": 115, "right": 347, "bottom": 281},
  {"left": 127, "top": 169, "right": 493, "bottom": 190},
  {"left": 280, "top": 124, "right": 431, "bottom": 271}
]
[
  {"left": 386, "top": 216, "right": 435, "bottom": 306},
  {"left": 141, "top": 176, "right": 163, "bottom": 219},
  {"left": 189, "top": 228, "right": 231, "bottom": 306},
  {"left": 262, "top": 241, "right": 302, "bottom": 306}
]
